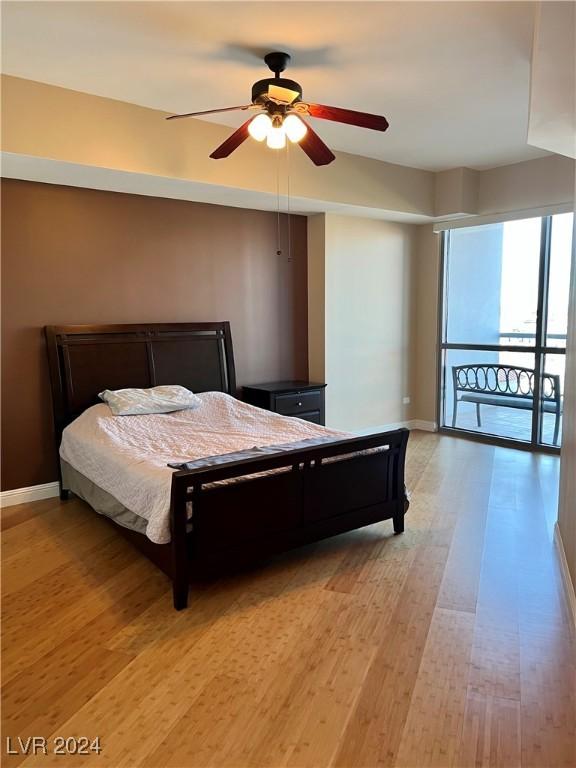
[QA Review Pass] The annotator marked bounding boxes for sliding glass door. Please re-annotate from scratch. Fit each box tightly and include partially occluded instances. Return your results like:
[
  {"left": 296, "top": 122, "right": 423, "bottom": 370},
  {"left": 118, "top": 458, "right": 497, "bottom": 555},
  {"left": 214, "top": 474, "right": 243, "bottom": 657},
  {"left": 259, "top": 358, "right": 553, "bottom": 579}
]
[{"left": 438, "top": 212, "right": 573, "bottom": 450}]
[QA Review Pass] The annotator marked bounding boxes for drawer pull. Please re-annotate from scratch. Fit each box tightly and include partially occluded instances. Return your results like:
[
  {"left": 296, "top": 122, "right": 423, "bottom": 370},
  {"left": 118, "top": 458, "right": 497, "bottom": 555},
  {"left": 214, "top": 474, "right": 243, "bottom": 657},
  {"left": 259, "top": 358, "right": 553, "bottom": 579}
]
[{"left": 275, "top": 390, "right": 322, "bottom": 416}]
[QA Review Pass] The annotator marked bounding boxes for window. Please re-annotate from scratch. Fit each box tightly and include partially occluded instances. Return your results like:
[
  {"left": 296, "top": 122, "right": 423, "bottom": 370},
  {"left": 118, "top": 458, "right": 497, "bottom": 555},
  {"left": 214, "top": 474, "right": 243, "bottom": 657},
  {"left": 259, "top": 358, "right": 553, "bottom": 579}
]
[{"left": 439, "top": 213, "right": 573, "bottom": 449}]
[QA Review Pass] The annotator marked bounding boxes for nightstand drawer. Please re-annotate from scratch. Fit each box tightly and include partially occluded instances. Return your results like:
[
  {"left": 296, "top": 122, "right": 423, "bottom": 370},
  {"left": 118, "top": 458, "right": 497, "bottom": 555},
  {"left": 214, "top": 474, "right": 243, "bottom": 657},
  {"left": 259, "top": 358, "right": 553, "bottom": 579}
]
[
  {"left": 297, "top": 410, "right": 322, "bottom": 425},
  {"left": 243, "top": 380, "right": 326, "bottom": 426},
  {"left": 275, "top": 390, "right": 322, "bottom": 416}
]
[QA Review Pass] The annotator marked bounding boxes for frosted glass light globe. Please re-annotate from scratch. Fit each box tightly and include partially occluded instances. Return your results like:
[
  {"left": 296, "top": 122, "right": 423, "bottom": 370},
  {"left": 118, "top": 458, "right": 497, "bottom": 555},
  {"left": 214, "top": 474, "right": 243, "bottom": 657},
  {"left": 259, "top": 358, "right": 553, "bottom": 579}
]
[
  {"left": 284, "top": 114, "right": 307, "bottom": 143},
  {"left": 266, "top": 125, "right": 286, "bottom": 149},
  {"left": 248, "top": 113, "right": 272, "bottom": 142}
]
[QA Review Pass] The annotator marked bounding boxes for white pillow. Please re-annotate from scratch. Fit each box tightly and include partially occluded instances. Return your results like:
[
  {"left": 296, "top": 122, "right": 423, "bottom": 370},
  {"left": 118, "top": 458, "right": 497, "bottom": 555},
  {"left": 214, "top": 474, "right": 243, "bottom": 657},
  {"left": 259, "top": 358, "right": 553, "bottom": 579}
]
[{"left": 98, "top": 385, "right": 201, "bottom": 416}]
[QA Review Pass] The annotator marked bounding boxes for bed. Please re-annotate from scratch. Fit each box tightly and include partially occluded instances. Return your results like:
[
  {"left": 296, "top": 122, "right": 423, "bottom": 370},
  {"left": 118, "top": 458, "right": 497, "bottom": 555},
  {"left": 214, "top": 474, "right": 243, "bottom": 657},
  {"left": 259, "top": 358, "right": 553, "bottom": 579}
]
[{"left": 45, "top": 322, "right": 409, "bottom": 610}]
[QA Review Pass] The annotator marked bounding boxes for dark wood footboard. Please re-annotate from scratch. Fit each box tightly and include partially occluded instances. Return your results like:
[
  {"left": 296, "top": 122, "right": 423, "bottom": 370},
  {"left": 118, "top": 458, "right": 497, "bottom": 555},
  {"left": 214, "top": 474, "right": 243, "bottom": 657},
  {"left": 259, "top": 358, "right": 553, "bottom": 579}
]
[{"left": 170, "top": 429, "right": 409, "bottom": 609}]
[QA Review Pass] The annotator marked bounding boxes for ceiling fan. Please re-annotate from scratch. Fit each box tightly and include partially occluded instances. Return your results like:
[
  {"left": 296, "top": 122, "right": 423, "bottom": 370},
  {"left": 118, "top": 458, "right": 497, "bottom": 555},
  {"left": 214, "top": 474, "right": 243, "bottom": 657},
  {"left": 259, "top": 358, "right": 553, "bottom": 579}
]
[{"left": 166, "top": 51, "right": 389, "bottom": 166}]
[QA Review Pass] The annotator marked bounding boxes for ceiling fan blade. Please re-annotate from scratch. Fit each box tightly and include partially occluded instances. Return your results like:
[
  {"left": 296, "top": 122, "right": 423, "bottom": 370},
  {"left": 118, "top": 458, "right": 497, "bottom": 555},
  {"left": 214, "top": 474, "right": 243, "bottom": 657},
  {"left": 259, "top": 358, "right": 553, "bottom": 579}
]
[
  {"left": 166, "top": 105, "right": 253, "bottom": 121},
  {"left": 298, "top": 120, "right": 335, "bottom": 166},
  {"left": 306, "top": 103, "right": 389, "bottom": 132},
  {"left": 209, "top": 118, "right": 253, "bottom": 159}
]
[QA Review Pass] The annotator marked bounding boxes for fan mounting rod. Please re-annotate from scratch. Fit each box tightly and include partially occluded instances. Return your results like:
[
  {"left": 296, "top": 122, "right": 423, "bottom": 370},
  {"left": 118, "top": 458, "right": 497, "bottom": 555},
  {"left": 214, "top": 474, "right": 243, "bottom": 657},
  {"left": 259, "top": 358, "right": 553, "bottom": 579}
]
[
  {"left": 264, "top": 51, "right": 291, "bottom": 78},
  {"left": 252, "top": 51, "right": 302, "bottom": 105}
]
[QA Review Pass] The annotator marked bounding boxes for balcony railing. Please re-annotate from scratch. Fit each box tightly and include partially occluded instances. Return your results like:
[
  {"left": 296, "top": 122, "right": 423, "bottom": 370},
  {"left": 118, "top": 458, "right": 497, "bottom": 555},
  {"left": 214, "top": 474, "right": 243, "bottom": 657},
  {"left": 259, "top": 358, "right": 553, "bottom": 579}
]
[{"left": 499, "top": 331, "right": 567, "bottom": 346}]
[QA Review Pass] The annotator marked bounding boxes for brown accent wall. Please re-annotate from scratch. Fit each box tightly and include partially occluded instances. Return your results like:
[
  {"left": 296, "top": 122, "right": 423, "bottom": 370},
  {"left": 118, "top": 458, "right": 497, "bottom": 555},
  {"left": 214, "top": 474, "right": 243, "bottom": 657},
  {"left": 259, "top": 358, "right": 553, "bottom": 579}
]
[{"left": 1, "top": 180, "right": 308, "bottom": 491}]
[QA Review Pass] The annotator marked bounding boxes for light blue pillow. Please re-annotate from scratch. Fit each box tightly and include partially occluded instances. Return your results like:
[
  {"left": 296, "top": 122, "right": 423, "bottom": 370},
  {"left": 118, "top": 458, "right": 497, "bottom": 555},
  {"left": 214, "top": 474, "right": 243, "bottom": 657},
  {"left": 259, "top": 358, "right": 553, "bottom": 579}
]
[{"left": 98, "top": 385, "right": 201, "bottom": 416}]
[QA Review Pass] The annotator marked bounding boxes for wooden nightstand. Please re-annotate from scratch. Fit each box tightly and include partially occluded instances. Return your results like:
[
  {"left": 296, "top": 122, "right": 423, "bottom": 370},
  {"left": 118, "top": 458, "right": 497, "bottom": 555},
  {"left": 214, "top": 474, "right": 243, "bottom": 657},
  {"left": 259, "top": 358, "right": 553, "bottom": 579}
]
[{"left": 242, "top": 381, "right": 327, "bottom": 425}]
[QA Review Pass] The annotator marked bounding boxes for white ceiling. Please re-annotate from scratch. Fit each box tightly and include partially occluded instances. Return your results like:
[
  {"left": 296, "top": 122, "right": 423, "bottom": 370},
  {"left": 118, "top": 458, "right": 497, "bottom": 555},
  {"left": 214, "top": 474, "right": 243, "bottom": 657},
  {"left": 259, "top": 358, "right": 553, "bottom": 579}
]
[{"left": 1, "top": 1, "right": 551, "bottom": 171}]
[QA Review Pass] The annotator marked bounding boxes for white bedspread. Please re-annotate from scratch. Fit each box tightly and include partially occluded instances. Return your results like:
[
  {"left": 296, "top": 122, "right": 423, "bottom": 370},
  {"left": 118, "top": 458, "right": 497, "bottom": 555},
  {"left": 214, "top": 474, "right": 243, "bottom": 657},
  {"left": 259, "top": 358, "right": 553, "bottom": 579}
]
[{"left": 60, "top": 392, "right": 348, "bottom": 544}]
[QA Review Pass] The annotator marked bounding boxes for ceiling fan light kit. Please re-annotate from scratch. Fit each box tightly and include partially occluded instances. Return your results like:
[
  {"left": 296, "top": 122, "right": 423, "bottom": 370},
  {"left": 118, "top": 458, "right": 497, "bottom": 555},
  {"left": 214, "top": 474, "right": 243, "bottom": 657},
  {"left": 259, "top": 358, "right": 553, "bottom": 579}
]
[
  {"left": 248, "top": 112, "right": 307, "bottom": 146},
  {"left": 167, "top": 51, "right": 389, "bottom": 166}
]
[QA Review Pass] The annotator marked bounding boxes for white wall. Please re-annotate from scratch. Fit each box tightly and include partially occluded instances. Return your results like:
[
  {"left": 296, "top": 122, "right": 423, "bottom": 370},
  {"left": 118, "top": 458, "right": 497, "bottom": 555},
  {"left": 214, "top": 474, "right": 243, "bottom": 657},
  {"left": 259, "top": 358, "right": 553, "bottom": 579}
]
[
  {"left": 477, "top": 155, "right": 575, "bottom": 216},
  {"left": 557, "top": 213, "right": 576, "bottom": 589},
  {"left": 308, "top": 214, "right": 415, "bottom": 432},
  {"left": 528, "top": 1, "right": 576, "bottom": 159}
]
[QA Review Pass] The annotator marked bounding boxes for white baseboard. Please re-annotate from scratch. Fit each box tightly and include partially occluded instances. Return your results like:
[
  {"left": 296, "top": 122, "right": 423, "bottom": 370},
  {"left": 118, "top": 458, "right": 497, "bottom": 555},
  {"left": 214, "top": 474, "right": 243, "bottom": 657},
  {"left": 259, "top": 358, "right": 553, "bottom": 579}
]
[
  {"left": 0, "top": 481, "right": 60, "bottom": 508},
  {"left": 554, "top": 522, "right": 576, "bottom": 629},
  {"left": 409, "top": 420, "right": 437, "bottom": 432},
  {"left": 355, "top": 421, "right": 409, "bottom": 435},
  {"left": 355, "top": 419, "right": 437, "bottom": 436}
]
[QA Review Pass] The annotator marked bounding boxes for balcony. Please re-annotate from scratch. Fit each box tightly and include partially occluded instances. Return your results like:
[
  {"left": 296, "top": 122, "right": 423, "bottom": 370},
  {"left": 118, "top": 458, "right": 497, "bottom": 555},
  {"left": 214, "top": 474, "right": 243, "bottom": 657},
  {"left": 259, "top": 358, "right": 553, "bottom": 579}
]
[
  {"left": 452, "top": 401, "right": 562, "bottom": 446},
  {"left": 498, "top": 331, "right": 567, "bottom": 346},
  {"left": 447, "top": 333, "right": 566, "bottom": 446}
]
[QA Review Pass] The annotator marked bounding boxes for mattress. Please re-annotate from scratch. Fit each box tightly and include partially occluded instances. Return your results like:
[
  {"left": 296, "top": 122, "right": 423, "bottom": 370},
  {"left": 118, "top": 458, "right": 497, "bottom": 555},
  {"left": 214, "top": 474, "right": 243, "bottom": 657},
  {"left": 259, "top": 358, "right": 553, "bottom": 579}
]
[{"left": 60, "top": 392, "right": 349, "bottom": 544}]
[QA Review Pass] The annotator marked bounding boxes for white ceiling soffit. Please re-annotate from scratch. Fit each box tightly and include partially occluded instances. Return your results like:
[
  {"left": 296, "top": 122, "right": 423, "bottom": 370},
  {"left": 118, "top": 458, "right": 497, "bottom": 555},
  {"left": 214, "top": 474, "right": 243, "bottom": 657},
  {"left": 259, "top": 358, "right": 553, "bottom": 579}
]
[
  {"left": 1, "top": 0, "right": 551, "bottom": 171},
  {"left": 528, "top": 1, "right": 576, "bottom": 159},
  {"left": 0, "top": 152, "right": 435, "bottom": 224}
]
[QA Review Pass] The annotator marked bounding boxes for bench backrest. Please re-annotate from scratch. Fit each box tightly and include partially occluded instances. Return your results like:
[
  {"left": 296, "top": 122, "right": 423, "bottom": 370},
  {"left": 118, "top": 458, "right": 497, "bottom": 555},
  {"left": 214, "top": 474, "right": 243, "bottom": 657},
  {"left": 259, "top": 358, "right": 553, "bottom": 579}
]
[{"left": 451, "top": 364, "right": 560, "bottom": 403}]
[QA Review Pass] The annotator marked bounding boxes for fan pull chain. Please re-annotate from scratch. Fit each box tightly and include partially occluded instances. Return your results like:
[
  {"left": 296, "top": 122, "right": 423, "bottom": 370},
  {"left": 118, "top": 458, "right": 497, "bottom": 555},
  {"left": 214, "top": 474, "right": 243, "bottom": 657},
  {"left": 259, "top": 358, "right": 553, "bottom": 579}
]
[
  {"left": 276, "top": 148, "right": 282, "bottom": 256},
  {"left": 286, "top": 142, "right": 292, "bottom": 263}
]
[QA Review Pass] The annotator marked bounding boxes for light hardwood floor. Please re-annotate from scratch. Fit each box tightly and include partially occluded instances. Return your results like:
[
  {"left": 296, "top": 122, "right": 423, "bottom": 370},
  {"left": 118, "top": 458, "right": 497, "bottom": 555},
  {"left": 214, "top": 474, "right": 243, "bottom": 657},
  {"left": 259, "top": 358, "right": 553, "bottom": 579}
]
[{"left": 2, "top": 431, "right": 575, "bottom": 767}]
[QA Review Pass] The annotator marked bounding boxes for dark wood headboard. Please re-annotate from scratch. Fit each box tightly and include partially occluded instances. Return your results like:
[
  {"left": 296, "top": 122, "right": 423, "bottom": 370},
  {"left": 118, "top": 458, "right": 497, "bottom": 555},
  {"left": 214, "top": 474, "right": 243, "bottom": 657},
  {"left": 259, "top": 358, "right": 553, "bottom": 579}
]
[{"left": 45, "top": 322, "right": 236, "bottom": 438}]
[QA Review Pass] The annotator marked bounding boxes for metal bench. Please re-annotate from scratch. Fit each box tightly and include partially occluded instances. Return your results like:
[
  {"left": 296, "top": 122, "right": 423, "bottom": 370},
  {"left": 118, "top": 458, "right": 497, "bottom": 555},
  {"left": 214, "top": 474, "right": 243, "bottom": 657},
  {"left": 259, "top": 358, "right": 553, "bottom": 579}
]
[{"left": 451, "top": 364, "right": 562, "bottom": 445}]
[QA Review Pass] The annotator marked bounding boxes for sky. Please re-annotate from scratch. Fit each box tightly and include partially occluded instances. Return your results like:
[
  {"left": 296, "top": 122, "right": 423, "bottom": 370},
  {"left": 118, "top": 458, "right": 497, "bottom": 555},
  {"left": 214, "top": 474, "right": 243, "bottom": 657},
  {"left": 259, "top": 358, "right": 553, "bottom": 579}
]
[
  {"left": 500, "top": 212, "right": 573, "bottom": 340},
  {"left": 499, "top": 212, "right": 573, "bottom": 380}
]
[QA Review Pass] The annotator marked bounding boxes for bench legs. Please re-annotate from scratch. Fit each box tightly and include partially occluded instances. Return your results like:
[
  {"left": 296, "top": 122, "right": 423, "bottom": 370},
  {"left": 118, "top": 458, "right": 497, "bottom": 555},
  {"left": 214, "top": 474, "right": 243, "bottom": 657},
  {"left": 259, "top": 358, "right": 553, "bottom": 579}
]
[
  {"left": 553, "top": 411, "right": 560, "bottom": 446},
  {"left": 453, "top": 398, "right": 482, "bottom": 429},
  {"left": 451, "top": 398, "right": 458, "bottom": 428}
]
